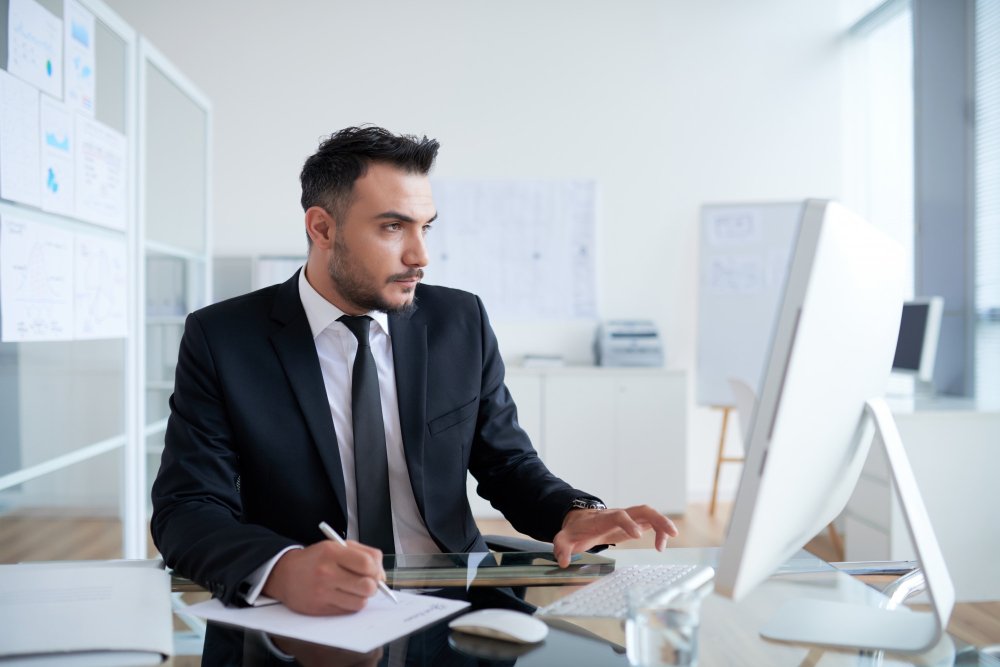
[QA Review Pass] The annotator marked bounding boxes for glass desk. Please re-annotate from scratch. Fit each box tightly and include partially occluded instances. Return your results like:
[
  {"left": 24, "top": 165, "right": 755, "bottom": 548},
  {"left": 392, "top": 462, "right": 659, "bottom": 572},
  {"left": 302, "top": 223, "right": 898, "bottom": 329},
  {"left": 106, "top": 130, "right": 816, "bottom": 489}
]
[{"left": 168, "top": 547, "right": 984, "bottom": 666}]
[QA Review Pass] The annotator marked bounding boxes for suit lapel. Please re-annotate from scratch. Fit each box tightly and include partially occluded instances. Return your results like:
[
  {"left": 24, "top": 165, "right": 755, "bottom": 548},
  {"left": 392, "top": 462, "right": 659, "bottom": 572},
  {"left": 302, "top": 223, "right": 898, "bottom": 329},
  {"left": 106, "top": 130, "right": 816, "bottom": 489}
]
[
  {"left": 389, "top": 306, "right": 429, "bottom": 519},
  {"left": 269, "top": 271, "right": 348, "bottom": 527}
]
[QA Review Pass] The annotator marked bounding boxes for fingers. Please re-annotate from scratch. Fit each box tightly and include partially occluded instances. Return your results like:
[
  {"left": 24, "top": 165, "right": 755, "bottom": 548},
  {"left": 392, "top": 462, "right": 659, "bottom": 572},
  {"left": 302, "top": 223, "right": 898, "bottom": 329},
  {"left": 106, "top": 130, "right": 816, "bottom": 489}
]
[{"left": 266, "top": 540, "right": 387, "bottom": 615}]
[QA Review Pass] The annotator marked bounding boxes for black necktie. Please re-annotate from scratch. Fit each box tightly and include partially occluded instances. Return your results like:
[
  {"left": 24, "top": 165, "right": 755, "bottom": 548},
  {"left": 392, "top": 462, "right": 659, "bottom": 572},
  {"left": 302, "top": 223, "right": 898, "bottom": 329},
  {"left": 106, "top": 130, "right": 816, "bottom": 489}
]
[{"left": 338, "top": 315, "right": 395, "bottom": 554}]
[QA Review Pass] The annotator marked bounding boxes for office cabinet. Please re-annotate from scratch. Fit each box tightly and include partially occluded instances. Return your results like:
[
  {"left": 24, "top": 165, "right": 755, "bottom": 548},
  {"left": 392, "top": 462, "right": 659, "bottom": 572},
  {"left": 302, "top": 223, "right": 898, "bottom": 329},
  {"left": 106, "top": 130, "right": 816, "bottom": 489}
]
[
  {"left": 467, "top": 368, "right": 686, "bottom": 521},
  {"left": 842, "top": 403, "right": 1000, "bottom": 601}
]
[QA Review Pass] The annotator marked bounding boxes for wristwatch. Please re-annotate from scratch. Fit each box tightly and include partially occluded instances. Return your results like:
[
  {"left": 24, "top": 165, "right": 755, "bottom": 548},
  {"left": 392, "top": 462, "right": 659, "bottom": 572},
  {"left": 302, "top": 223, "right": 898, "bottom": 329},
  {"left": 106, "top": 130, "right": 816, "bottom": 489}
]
[{"left": 569, "top": 498, "right": 608, "bottom": 511}]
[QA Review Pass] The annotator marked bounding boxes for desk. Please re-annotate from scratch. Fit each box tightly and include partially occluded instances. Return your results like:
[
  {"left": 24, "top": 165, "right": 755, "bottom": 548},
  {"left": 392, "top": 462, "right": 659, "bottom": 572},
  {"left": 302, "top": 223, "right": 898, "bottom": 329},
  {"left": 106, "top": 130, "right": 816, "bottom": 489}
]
[{"left": 168, "top": 548, "right": 975, "bottom": 666}]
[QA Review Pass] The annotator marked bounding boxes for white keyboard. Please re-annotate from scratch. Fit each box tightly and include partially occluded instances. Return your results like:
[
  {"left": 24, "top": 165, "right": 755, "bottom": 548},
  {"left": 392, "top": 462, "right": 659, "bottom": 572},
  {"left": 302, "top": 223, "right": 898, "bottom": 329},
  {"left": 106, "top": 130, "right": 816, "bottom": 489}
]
[{"left": 537, "top": 564, "right": 715, "bottom": 619}]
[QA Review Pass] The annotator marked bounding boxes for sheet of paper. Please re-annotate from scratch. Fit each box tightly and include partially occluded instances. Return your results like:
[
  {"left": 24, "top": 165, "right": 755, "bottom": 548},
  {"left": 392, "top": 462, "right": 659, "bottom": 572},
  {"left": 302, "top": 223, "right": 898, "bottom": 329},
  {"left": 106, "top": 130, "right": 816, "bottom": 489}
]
[
  {"left": 7, "top": 0, "right": 63, "bottom": 99},
  {"left": 1, "top": 214, "right": 74, "bottom": 341},
  {"left": 74, "top": 231, "right": 127, "bottom": 339},
  {"left": 425, "top": 179, "right": 598, "bottom": 320},
  {"left": 187, "top": 591, "right": 469, "bottom": 654},
  {"left": 0, "top": 69, "right": 42, "bottom": 207},
  {"left": 0, "top": 564, "right": 172, "bottom": 661},
  {"left": 75, "top": 115, "right": 127, "bottom": 229},
  {"left": 63, "top": 0, "right": 96, "bottom": 116},
  {"left": 40, "top": 95, "right": 75, "bottom": 216}
]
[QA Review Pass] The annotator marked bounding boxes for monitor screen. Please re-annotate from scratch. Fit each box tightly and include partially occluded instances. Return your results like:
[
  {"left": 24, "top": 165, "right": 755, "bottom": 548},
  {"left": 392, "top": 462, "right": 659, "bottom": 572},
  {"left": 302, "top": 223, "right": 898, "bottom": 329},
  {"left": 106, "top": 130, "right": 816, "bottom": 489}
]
[{"left": 891, "top": 298, "right": 944, "bottom": 382}]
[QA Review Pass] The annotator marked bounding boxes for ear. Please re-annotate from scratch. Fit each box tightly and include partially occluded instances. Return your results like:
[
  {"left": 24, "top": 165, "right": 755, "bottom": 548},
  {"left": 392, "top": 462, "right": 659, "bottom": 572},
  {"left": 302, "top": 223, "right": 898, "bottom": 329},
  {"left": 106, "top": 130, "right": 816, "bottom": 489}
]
[{"left": 304, "top": 206, "right": 336, "bottom": 249}]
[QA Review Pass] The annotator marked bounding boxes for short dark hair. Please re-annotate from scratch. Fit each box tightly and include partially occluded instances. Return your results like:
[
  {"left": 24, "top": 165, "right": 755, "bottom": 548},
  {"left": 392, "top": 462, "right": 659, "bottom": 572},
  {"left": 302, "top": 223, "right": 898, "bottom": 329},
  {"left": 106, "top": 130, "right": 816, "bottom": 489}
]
[{"left": 300, "top": 125, "right": 440, "bottom": 227}]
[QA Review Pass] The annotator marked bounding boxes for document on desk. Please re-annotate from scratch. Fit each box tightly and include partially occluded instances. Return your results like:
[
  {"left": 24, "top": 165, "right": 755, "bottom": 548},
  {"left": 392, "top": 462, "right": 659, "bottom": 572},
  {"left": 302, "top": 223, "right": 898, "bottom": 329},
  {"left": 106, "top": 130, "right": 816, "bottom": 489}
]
[
  {"left": 187, "top": 590, "right": 469, "bottom": 653},
  {"left": 0, "top": 564, "right": 172, "bottom": 664}
]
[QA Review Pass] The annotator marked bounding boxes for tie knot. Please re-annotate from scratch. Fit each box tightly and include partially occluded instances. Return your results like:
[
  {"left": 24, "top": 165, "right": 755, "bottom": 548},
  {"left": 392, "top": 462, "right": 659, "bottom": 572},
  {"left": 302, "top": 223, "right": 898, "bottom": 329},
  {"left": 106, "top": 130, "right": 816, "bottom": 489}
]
[{"left": 338, "top": 314, "right": 372, "bottom": 345}]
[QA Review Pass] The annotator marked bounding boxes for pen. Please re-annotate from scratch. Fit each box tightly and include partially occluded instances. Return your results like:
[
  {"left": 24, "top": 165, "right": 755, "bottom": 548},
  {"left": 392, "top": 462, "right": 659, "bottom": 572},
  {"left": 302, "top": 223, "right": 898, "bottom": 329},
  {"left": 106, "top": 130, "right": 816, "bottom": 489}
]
[{"left": 318, "top": 521, "right": 399, "bottom": 604}]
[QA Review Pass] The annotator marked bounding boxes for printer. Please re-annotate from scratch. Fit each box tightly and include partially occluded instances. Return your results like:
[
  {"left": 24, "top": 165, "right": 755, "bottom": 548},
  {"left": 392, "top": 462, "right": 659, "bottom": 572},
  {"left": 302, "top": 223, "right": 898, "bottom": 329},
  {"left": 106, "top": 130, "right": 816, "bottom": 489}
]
[{"left": 593, "top": 320, "right": 664, "bottom": 367}]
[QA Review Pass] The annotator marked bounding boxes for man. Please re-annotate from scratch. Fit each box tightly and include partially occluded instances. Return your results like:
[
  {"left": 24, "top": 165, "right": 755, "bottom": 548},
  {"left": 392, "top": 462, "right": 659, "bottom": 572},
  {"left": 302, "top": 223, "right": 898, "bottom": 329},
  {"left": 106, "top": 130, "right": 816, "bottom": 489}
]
[{"left": 151, "top": 126, "right": 677, "bottom": 616}]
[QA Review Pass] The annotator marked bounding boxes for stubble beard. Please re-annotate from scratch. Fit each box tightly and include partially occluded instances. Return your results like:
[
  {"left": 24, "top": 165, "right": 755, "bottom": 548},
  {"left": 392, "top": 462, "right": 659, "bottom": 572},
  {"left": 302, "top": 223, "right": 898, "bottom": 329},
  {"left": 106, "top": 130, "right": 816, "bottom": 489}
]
[{"left": 328, "top": 235, "right": 419, "bottom": 316}]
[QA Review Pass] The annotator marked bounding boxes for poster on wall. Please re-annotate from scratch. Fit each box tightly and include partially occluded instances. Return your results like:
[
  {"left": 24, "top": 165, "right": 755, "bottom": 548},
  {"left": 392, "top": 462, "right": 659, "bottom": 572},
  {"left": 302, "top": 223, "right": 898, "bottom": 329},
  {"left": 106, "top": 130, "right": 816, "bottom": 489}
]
[
  {"left": 6, "top": 0, "right": 63, "bottom": 99},
  {"left": 74, "top": 232, "right": 127, "bottom": 339},
  {"left": 0, "top": 215, "right": 74, "bottom": 342},
  {"left": 0, "top": 69, "right": 42, "bottom": 207},
  {"left": 75, "top": 116, "right": 126, "bottom": 229},
  {"left": 63, "top": 0, "right": 96, "bottom": 116},
  {"left": 39, "top": 95, "right": 75, "bottom": 216}
]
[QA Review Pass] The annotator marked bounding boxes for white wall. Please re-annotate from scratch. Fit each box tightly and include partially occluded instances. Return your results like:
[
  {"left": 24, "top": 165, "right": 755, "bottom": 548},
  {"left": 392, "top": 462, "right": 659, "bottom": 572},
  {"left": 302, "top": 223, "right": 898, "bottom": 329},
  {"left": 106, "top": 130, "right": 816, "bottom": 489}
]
[{"left": 105, "top": 0, "right": 846, "bottom": 504}]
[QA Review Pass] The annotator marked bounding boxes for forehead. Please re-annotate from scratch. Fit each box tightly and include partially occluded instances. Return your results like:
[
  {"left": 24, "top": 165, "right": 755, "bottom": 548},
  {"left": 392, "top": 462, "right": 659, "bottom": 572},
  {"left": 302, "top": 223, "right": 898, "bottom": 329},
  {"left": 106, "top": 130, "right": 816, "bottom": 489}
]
[{"left": 350, "top": 162, "right": 435, "bottom": 219}]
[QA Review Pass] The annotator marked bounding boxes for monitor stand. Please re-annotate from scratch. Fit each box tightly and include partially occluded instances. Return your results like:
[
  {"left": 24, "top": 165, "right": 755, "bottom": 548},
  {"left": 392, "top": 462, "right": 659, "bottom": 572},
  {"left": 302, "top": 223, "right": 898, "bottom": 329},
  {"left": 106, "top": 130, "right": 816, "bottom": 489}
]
[{"left": 759, "top": 397, "right": 955, "bottom": 654}]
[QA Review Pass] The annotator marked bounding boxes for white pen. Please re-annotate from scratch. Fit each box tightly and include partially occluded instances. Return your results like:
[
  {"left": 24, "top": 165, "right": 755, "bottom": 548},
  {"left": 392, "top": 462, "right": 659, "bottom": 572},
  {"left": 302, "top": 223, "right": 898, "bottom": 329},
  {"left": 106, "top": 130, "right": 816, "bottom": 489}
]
[{"left": 318, "top": 521, "right": 399, "bottom": 604}]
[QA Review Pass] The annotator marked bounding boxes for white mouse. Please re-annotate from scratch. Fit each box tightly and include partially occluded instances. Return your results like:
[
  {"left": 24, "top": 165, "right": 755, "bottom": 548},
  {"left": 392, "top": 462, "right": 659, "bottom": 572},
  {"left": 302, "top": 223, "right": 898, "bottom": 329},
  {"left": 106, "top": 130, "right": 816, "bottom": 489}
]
[{"left": 448, "top": 608, "right": 549, "bottom": 644}]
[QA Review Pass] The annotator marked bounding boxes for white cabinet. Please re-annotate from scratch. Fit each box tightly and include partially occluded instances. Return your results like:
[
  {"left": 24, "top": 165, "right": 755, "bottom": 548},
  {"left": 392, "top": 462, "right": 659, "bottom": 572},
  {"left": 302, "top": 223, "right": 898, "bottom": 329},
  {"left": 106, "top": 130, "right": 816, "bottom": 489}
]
[
  {"left": 467, "top": 367, "right": 687, "bottom": 520},
  {"left": 842, "top": 402, "right": 1000, "bottom": 601}
]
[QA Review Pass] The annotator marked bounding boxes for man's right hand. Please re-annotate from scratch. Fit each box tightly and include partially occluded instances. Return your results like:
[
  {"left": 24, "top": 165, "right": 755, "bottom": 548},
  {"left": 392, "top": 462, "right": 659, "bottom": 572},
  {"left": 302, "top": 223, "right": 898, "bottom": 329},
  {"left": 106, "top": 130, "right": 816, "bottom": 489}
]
[{"left": 262, "top": 540, "right": 385, "bottom": 615}]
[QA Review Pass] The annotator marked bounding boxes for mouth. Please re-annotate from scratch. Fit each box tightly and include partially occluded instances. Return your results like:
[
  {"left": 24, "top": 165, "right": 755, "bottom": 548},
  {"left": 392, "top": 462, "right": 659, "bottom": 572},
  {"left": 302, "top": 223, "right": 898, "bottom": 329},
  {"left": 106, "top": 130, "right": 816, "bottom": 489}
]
[{"left": 390, "top": 270, "right": 423, "bottom": 285}]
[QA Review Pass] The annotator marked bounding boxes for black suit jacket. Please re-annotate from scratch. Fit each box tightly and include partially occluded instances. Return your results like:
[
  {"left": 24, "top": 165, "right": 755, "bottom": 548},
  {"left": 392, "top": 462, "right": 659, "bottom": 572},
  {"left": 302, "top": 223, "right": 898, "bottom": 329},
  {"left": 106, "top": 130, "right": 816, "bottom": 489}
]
[{"left": 151, "top": 271, "right": 598, "bottom": 605}]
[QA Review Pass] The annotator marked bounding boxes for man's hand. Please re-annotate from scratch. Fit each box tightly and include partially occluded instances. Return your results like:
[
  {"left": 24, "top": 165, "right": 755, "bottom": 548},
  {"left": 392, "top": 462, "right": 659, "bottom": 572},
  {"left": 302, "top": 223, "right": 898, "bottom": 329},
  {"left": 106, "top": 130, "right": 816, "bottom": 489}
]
[
  {"left": 552, "top": 505, "right": 679, "bottom": 568},
  {"left": 263, "top": 540, "right": 385, "bottom": 615}
]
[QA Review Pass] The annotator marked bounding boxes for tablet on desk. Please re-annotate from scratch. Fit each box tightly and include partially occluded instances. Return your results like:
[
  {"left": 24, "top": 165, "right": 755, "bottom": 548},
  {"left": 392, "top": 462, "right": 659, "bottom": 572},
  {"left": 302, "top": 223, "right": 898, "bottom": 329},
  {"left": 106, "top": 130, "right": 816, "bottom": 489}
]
[{"left": 384, "top": 551, "right": 616, "bottom": 588}]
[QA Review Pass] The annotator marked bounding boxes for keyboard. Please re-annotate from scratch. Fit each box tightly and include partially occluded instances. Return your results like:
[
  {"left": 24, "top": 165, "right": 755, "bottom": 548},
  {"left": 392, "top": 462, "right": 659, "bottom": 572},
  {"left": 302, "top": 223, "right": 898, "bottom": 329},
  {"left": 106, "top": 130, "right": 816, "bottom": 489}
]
[{"left": 536, "top": 564, "right": 715, "bottom": 619}]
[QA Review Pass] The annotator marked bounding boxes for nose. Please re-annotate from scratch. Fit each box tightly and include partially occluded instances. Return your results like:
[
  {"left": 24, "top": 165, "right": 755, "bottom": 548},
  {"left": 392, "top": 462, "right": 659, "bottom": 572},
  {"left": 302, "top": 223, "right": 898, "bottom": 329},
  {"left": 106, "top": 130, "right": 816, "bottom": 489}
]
[{"left": 403, "top": 228, "right": 429, "bottom": 268}]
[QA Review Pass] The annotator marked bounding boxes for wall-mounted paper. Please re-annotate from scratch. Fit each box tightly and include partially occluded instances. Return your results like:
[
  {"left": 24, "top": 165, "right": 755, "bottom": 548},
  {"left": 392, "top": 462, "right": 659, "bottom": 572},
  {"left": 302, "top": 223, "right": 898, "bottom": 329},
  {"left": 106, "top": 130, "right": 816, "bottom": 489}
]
[
  {"left": 1, "top": 215, "right": 74, "bottom": 341},
  {"left": 426, "top": 180, "right": 598, "bottom": 320},
  {"left": 63, "top": 0, "right": 95, "bottom": 116},
  {"left": 7, "top": 0, "right": 63, "bottom": 99},
  {"left": 75, "top": 116, "right": 126, "bottom": 229},
  {"left": 0, "top": 69, "right": 41, "bottom": 207},
  {"left": 39, "top": 95, "right": 75, "bottom": 216},
  {"left": 74, "top": 232, "right": 126, "bottom": 339}
]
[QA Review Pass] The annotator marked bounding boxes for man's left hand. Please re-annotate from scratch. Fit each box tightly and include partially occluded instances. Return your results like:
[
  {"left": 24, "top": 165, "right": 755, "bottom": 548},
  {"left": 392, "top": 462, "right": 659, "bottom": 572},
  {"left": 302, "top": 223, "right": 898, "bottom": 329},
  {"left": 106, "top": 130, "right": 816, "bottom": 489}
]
[{"left": 552, "top": 505, "right": 678, "bottom": 568}]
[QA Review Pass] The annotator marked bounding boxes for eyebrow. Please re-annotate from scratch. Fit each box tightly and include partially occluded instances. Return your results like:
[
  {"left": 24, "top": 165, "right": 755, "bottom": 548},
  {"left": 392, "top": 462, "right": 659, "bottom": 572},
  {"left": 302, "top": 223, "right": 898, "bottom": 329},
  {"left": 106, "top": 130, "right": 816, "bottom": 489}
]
[{"left": 375, "top": 210, "right": 438, "bottom": 224}]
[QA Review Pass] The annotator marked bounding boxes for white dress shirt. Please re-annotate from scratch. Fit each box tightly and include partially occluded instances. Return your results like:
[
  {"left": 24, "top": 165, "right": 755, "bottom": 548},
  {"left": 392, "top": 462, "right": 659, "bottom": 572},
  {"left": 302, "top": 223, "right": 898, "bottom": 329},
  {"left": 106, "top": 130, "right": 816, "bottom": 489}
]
[{"left": 243, "top": 267, "right": 440, "bottom": 604}]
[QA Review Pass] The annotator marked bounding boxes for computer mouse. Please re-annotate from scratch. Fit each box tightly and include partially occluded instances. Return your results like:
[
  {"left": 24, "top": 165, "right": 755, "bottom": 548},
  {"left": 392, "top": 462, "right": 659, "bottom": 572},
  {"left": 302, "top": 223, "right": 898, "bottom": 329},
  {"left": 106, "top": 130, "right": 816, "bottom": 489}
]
[{"left": 448, "top": 608, "right": 549, "bottom": 644}]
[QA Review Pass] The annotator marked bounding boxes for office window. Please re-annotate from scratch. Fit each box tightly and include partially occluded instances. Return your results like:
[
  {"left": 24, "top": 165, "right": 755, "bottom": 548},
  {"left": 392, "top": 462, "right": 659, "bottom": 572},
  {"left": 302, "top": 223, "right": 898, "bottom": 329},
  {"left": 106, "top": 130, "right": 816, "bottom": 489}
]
[
  {"left": 976, "top": 0, "right": 1000, "bottom": 406},
  {"left": 845, "top": 1, "right": 915, "bottom": 297}
]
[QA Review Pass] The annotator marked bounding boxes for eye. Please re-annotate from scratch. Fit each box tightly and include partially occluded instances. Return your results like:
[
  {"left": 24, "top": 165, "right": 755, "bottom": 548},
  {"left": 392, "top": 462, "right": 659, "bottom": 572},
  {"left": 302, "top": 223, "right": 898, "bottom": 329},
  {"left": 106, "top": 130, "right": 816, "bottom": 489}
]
[
  {"left": 422, "top": 224, "right": 433, "bottom": 235},
  {"left": 385, "top": 222, "right": 402, "bottom": 232}
]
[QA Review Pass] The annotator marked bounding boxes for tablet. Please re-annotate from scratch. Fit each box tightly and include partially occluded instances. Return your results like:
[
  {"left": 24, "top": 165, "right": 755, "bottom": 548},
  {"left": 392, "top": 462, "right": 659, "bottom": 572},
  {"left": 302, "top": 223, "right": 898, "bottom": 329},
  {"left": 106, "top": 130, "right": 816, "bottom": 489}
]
[{"left": 383, "top": 551, "right": 616, "bottom": 588}]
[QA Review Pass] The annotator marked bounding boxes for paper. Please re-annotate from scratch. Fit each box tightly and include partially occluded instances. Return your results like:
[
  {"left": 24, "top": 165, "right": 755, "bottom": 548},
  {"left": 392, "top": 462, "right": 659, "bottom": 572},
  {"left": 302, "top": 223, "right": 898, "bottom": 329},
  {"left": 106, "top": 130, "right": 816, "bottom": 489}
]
[
  {"left": 63, "top": 0, "right": 96, "bottom": 116},
  {"left": 75, "top": 115, "right": 127, "bottom": 228},
  {"left": 0, "top": 564, "right": 172, "bottom": 662},
  {"left": 187, "top": 590, "right": 469, "bottom": 654},
  {"left": 706, "top": 208, "right": 762, "bottom": 245},
  {"left": 703, "top": 254, "right": 763, "bottom": 295},
  {"left": 1, "top": 214, "right": 74, "bottom": 341},
  {"left": 7, "top": 0, "right": 63, "bottom": 99},
  {"left": 426, "top": 180, "right": 598, "bottom": 320},
  {"left": 74, "top": 232, "right": 127, "bottom": 339},
  {"left": 0, "top": 69, "right": 42, "bottom": 207},
  {"left": 40, "top": 95, "right": 75, "bottom": 216}
]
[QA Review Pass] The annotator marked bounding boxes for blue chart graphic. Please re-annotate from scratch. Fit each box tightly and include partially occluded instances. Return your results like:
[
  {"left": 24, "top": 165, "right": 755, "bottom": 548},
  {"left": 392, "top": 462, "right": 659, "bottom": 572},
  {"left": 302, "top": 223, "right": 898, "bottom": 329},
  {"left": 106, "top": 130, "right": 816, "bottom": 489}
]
[
  {"left": 45, "top": 132, "right": 70, "bottom": 152},
  {"left": 46, "top": 168, "right": 59, "bottom": 193},
  {"left": 71, "top": 20, "right": 90, "bottom": 47}
]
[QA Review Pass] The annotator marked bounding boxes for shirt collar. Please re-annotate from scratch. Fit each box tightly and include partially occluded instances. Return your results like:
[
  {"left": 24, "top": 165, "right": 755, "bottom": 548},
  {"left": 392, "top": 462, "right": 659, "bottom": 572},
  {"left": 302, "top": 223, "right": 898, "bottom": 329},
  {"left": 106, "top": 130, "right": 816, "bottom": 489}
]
[{"left": 297, "top": 265, "right": 390, "bottom": 340}]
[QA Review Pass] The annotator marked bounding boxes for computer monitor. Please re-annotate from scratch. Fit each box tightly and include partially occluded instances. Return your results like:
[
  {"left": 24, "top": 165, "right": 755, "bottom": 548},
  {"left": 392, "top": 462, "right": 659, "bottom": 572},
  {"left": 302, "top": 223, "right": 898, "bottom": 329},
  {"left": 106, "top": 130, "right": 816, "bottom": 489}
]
[
  {"left": 892, "top": 297, "right": 944, "bottom": 383},
  {"left": 715, "top": 200, "right": 954, "bottom": 653}
]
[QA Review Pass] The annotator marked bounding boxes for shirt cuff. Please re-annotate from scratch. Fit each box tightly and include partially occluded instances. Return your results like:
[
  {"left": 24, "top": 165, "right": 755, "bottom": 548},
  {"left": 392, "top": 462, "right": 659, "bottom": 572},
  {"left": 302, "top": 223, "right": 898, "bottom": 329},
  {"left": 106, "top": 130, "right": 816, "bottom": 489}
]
[{"left": 242, "top": 545, "right": 302, "bottom": 606}]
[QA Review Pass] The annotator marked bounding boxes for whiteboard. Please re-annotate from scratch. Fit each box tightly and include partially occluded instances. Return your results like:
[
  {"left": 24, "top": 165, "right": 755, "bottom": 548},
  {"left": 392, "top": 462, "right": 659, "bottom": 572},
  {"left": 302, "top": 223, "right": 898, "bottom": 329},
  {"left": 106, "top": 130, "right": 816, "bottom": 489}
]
[
  {"left": 696, "top": 202, "right": 803, "bottom": 406},
  {"left": 424, "top": 179, "right": 598, "bottom": 320}
]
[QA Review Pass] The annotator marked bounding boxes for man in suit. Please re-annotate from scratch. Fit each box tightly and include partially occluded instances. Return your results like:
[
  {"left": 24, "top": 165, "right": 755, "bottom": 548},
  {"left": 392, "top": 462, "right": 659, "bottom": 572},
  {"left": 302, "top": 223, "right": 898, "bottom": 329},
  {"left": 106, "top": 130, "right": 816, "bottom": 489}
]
[{"left": 151, "top": 126, "right": 677, "bottom": 616}]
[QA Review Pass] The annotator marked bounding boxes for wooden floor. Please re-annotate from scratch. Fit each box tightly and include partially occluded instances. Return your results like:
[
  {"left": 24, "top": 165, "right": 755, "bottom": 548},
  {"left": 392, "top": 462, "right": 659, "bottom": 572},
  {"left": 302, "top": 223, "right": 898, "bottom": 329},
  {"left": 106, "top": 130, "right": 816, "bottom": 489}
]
[{"left": 2, "top": 503, "right": 998, "bottom": 649}]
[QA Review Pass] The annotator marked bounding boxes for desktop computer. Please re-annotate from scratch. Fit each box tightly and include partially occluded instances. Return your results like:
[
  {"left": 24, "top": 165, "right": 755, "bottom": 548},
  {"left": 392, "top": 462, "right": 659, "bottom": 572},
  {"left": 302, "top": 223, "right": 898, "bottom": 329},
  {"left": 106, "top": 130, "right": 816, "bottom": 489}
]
[{"left": 715, "top": 200, "right": 954, "bottom": 653}]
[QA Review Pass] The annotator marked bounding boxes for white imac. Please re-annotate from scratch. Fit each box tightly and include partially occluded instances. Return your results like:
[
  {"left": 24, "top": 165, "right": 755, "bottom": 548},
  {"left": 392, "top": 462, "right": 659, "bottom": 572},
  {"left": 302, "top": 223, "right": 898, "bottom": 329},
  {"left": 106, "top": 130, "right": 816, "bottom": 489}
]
[
  {"left": 892, "top": 297, "right": 944, "bottom": 383},
  {"left": 715, "top": 200, "right": 954, "bottom": 653}
]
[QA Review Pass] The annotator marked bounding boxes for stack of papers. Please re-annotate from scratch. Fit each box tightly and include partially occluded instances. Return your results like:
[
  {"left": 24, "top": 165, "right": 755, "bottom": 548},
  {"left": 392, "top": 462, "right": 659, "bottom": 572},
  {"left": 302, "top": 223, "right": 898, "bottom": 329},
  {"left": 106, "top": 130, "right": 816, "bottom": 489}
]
[{"left": 0, "top": 563, "right": 173, "bottom": 664}]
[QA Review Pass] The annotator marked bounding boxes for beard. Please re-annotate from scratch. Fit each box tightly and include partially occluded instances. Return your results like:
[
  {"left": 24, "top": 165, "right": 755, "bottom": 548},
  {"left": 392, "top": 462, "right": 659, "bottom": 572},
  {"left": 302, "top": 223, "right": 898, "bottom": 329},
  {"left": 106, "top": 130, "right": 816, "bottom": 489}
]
[{"left": 327, "top": 234, "right": 420, "bottom": 316}]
